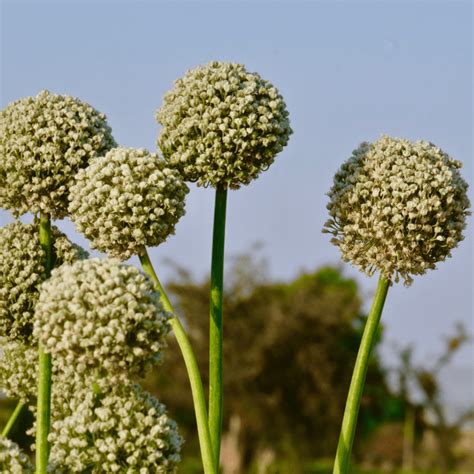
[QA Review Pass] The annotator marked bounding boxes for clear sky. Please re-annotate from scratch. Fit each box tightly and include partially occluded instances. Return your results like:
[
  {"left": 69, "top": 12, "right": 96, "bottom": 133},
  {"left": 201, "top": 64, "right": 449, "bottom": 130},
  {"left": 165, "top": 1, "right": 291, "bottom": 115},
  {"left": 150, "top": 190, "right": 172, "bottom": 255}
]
[{"left": 1, "top": 1, "right": 472, "bottom": 410}]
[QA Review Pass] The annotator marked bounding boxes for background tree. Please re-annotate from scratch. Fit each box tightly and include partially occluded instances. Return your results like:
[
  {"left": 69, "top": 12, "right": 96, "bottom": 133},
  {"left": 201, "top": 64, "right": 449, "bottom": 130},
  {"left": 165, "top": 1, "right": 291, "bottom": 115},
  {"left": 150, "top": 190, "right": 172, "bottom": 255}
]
[{"left": 394, "top": 323, "right": 473, "bottom": 473}]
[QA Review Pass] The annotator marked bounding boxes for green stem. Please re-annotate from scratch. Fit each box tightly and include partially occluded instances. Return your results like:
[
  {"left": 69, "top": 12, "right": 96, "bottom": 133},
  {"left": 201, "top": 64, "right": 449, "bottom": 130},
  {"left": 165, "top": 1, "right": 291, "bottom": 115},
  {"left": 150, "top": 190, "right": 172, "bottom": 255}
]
[
  {"left": 36, "top": 213, "right": 53, "bottom": 473},
  {"left": 1, "top": 400, "right": 25, "bottom": 437},
  {"left": 208, "top": 186, "right": 227, "bottom": 469},
  {"left": 139, "top": 249, "right": 216, "bottom": 474},
  {"left": 333, "top": 275, "right": 390, "bottom": 474},
  {"left": 402, "top": 405, "right": 415, "bottom": 471}
]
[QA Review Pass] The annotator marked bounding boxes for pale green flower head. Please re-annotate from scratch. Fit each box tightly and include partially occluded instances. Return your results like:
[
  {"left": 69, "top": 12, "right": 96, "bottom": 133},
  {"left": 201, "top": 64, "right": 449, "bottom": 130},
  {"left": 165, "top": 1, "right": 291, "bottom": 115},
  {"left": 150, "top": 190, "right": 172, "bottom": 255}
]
[
  {"left": 0, "top": 339, "right": 37, "bottom": 403},
  {"left": 33, "top": 258, "right": 171, "bottom": 381},
  {"left": 48, "top": 383, "right": 182, "bottom": 473},
  {"left": 156, "top": 61, "right": 292, "bottom": 189},
  {"left": 0, "top": 338, "right": 84, "bottom": 411},
  {"left": 323, "top": 135, "right": 470, "bottom": 285},
  {"left": 0, "top": 90, "right": 116, "bottom": 219},
  {"left": 0, "top": 436, "right": 33, "bottom": 474},
  {"left": 0, "top": 220, "right": 88, "bottom": 341},
  {"left": 1, "top": 338, "right": 102, "bottom": 417},
  {"left": 69, "top": 147, "right": 189, "bottom": 260},
  {"left": 0, "top": 339, "right": 84, "bottom": 411}
]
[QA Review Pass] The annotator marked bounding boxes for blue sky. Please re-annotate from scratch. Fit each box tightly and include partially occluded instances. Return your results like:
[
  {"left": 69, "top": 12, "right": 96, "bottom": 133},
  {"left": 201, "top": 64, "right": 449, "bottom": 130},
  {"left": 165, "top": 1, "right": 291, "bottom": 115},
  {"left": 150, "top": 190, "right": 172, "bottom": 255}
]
[{"left": 1, "top": 1, "right": 472, "bottom": 407}]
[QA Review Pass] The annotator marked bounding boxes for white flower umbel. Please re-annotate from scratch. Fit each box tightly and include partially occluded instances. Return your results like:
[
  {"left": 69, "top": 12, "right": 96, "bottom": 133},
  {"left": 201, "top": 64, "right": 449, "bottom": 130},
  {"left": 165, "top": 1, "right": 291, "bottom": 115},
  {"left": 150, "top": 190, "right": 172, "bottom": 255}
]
[
  {"left": 326, "top": 136, "right": 470, "bottom": 472},
  {"left": 0, "top": 90, "right": 116, "bottom": 219},
  {"left": 0, "top": 339, "right": 37, "bottom": 403},
  {"left": 33, "top": 258, "right": 171, "bottom": 382},
  {"left": 69, "top": 147, "right": 189, "bottom": 260},
  {"left": 0, "top": 436, "right": 33, "bottom": 473},
  {"left": 323, "top": 135, "right": 470, "bottom": 285},
  {"left": 156, "top": 61, "right": 292, "bottom": 189},
  {"left": 0, "top": 220, "right": 88, "bottom": 341},
  {"left": 48, "top": 383, "right": 182, "bottom": 473}
]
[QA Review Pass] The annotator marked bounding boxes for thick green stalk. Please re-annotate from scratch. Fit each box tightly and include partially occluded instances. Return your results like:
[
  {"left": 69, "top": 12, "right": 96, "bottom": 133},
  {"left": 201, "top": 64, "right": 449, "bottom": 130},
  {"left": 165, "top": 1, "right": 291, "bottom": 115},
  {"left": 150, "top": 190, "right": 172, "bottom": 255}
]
[
  {"left": 208, "top": 186, "right": 227, "bottom": 469},
  {"left": 139, "top": 249, "right": 216, "bottom": 474},
  {"left": 333, "top": 275, "right": 390, "bottom": 474},
  {"left": 1, "top": 400, "right": 25, "bottom": 437},
  {"left": 37, "top": 213, "right": 53, "bottom": 473}
]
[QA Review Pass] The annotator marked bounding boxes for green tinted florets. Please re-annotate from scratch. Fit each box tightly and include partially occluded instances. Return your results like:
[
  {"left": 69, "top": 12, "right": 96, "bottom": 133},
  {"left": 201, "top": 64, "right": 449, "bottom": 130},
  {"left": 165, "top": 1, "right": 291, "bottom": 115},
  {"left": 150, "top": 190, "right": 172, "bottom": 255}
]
[
  {"left": 0, "top": 436, "right": 33, "bottom": 473},
  {"left": 33, "top": 258, "right": 170, "bottom": 381},
  {"left": 0, "top": 221, "right": 88, "bottom": 341},
  {"left": 0, "top": 90, "right": 116, "bottom": 218},
  {"left": 323, "top": 135, "right": 470, "bottom": 285},
  {"left": 0, "top": 339, "right": 85, "bottom": 412},
  {"left": 0, "top": 340, "right": 84, "bottom": 411},
  {"left": 69, "top": 147, "right": 189, "bottom": 260},
  {"left": 156, "top": 61, "right": 292, "bottom": 189},
  {"left": 48, "top": 383, "right": 182, "bottom": 473},
  {"left": 0, "top": 339, "right": 37, "bottom": 403}
]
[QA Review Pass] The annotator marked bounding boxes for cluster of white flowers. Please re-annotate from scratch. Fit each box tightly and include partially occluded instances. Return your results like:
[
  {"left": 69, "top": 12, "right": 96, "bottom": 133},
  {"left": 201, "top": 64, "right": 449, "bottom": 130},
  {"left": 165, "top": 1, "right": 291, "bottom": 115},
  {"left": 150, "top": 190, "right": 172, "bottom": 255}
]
[
  {"left": 323, "top": 135, "right": 470, "bottom": 285},
  {"left": 0, "top": 339, "right": 37, "bottom": 403},
  {"left": 0, "top": 436, "right": 33, "bottom": 473},
  {"left": 69, "top": 147, "right": 189, "bottom": 260},
  {"left": 1, "top": 323, "right": 183, "bottom": 472},
  {"left": 33, "top": 258, "right": 171, "bottom": 382},
  {"left": 0, "top": 220, "right": 88, "bottom": 341},
  {"left": 0, "top": 339, "right": 86, "bottom": 413},
  {"left": 0, "top": 340, "right": 85, "bottom": 414},
  {"left": 156, "top": 61, "right": 292, "bottom": 189},
  {"left": 48, "top": 383, "right": 182, "bottom": 473},
  {"left": 0, "top": 90, "right": 185, "bottom": 471},
  {"left": 0, "top": 90, "right": 116, "bottom": 219}
]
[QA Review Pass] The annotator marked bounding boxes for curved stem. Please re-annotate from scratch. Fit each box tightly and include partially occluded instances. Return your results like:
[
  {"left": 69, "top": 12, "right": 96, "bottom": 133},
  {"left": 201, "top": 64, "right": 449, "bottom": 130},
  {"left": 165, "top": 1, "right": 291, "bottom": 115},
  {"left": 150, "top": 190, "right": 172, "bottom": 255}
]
[
  {"left": 208, "top": 186, "right": 227, "bottom": 469},
  {"left": 333, "top": 275, "right": 390, "bottom": 474},
  {"left": 139, "top": 249, "right": 216, "bottom": 474},
  {"left": 1, "top": 400, "right": 25, "bottom": 437},
  {"left": 36, "top": 213, "right": 53, "bottom": 473}
]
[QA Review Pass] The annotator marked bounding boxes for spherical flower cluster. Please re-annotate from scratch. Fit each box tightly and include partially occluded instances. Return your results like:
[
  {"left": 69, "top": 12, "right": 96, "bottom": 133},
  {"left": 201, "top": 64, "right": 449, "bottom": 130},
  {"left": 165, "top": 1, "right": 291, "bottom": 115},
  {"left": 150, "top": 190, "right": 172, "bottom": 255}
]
[
  {"left": 323, "top": 135, "right": 470, "bottom": 285},
  {"left": 0, "top": 90, "right": 116, "bottom": 218},
  {"left": 33, "top": 258, "right": 170, "bottom": 381},
  {"left": 0, "top": 220, "right": 88, "bottom": 341},
  {"left": 0, "top": 339, "right": 37, "bottom": 403},
  {"left": 0, "top": 436, "right": 33, "bottom": 473},
  {"left": 156, "top": 61, "right": 292, "bottom": 189},
  {"left": 48, "top": 383, "right": 182, "bottom": 472},
  {"left": 69, "top": 147, "right": 189, "bottom": 260}
]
